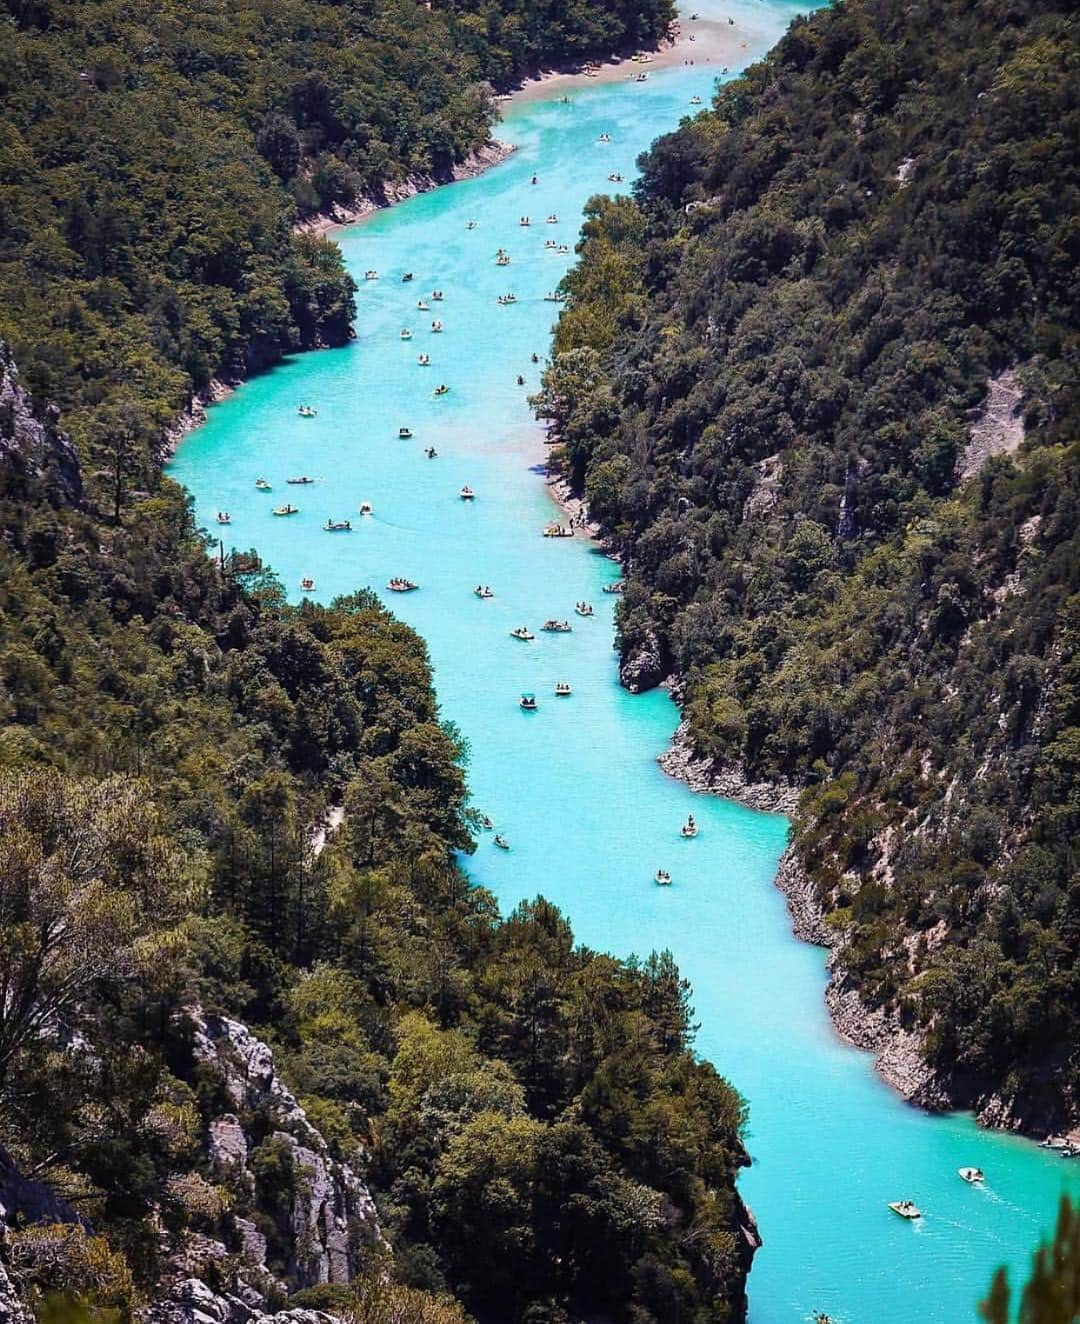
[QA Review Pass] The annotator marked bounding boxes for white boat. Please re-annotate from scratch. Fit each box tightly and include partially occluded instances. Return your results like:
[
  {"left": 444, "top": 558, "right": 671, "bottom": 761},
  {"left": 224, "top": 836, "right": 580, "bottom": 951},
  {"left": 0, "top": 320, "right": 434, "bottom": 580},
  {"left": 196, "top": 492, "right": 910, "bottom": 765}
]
[
  {"left": 400, "top": 328, "right": 413, "bottom": 340},
  {"left": 254, "top": 478, "right": 271, "bottom": 491},
  {"left": 359, "top": 502, "right": 373, "bottom": 515},
  {"left": 216, "top": 512, "right": 231, "bottom": 524},
  {"left": 575, "top": 602, "right": 594, "bottom": 617},
  {"left": 541, "top": 619, "right": 572, "bottom": 632},
  {"left": 399, "top": 427, "right": 413, "bottom": 438},
  {"left": 431, "top": 321, "right": 443, "bottom": 332},
  {"left": 417, "top": 354, "right": 431, "bottom": 365},
  {"left": 546, "top": 215, "right": 558, "bottom": 223},
  {"left": 432, "top": 290, "right": 444, "bottom": 301},
  {"left": 888, "top": 1201, "right": 921, "bottom": 1220},
  {"left": 519, "top": 692, "right": 538, "bottom": 711},
  {"left": 958, "top": 1168, "right": 985, "bottom": 1184},
  {"left": 493, "top": 834, "right": 510, "bottom": 849},
  {"left": 459, "top": 486, "right": 475, "bottom": 500},
  {"left": 417, "top": 300, "right": 430, "bottom": 310},
  {"left": 364, "top": 270, "right": 378, "bottom": 280},
  {"left": 474, "top": 585, "right": 494, "bottom": 598},
  {"left": 300, "top": 577, "right": 315, "bottom": 592},
  {"left": 510, "top": 627, "right": 534, "bottom": 641},
  {"left": 681, "top": 818, "right": 698, "bottom": 838},
  {"left": 655, "top": 869, "right": 672, "bottom": 886},
  {"left": 287, "top": 475, "right": 315, "bottom": 485},
  {"left": 555, "top": 682, "right": 572, "bottom": 696},
  {"left": 387, "top": 578, "right": 419, "bottom": 592},
  {"left": 324, "top": 518, "right": 352, "bottom": 531}
]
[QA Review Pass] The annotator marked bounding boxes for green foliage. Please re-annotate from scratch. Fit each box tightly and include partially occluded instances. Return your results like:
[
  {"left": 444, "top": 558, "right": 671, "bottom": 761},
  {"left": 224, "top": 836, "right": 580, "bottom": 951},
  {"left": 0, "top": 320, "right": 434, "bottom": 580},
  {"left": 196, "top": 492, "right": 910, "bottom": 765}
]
[
  {"left": 979, "top": 1196, "right": 1080, "bottom": 1324},
  {"left": 539, "top": 0, "right": 1080, "bottom": 1119}
]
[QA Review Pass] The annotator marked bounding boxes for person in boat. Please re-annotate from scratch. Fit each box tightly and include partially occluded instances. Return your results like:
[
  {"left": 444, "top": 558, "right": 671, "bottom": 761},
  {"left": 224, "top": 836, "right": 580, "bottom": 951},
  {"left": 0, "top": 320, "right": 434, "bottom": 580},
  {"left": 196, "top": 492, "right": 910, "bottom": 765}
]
[
  {"left": 517, "top": 375, "right": 525, "bottom": 386},
  {"left": 434, "top": 384, "right": 449, "bottom": 396},
  {"left": 531, "top": 353, "right": 539, "bottom": 363},
  {"left": 425, "top": 446, "right": 438, "bottom": 458},
  {"left": 530, "top": 173, "right": 538, "bottom": 185}
]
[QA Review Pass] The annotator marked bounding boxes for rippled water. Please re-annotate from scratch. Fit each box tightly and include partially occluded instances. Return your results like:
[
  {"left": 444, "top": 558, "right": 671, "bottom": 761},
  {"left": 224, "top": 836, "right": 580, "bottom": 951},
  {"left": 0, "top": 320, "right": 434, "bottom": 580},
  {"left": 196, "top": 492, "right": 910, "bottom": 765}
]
[{"left": 169, "top": 4, "right": 1079, "bottom": 1317}]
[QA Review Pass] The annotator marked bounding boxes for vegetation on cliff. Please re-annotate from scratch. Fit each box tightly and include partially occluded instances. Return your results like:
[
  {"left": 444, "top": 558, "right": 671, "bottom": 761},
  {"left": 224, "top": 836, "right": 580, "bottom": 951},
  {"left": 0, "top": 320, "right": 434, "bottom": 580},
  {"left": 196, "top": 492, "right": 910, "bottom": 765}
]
[
  {"left": 537, "top": 0, "right": 1079, "bottom": 1126},
  {"left": 0, "top": 0, "right": 673, "bottom": 511}
]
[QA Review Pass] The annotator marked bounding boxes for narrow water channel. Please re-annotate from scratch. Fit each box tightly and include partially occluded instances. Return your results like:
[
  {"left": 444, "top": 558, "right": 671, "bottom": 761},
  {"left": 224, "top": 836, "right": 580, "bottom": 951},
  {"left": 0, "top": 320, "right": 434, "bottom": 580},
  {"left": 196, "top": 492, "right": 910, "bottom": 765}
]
[{"left": 169, "top": 3, "right": 1079, "bottom": 1316}]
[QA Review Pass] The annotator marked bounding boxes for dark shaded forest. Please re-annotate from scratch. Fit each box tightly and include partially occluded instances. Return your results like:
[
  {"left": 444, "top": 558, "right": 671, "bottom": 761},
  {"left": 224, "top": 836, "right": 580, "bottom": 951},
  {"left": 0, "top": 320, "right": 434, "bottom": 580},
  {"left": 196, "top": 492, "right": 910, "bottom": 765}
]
[{"left": 538, "top": 0, "right": 1079, "bottom": 1127}]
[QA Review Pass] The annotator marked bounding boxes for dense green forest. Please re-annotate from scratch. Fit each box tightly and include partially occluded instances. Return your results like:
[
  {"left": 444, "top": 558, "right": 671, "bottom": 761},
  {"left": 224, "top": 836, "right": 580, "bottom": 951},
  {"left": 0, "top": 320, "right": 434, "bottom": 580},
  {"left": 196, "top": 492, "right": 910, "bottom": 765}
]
[
  {"left": 0, "top": 328, "right": 750, "bottom": 1319},
  {"left": 538, "top": 0, "right": 1079, "bottom": 1127},
  {"left": 0, "top": 0, "right": 673, "bottom": 510}
]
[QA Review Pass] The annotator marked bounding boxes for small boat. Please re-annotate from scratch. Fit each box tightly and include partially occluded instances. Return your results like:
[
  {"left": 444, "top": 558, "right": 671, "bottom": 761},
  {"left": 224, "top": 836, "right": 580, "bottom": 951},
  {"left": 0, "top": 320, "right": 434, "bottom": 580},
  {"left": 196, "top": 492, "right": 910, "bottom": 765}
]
[
  {"left": 386, "top": 578, "right": 419, "bottom": 592},
  {"left": 888, "top": 1201, "right": 921, "bottom": 1220},
  {"left": 543, "top": 523, "right": 573, "bottom": 538},
  {"left": 216, "top": 512, "right": 231, "bottom": 524},
  {"left": 546, "top": 214, "right": 558, "bottom": 223},
  {"left": 401, "top": 272, "right": 414, "bottom": 282},
  {"left": 541, "top": 619, "right": 572, "bottom": 633},
  {"left": 493, "top": 834, "right": 510, "bottom": 850},
  {"left": 496, "top": 252, "right": 511, "bottom": 266},
  {"left": 431, "top": 321, "right": 443, "bottom": 332},
  {"left": 359, "top": 502, "right": 373, "bottom": 516},
  {"left": 459, "top": 486, "right": 475, "bottom": 500},
  {"left": 300, "top": 577, "right": 315, "bottom": 592},
  {"left": 598, "top": 133, "right": 611, "bottom": 143},
  {"left": 287, "top": 475, "right": 315, "bottom": 485},
  {"left": 555, "top": 682, "right": 572, "bottom": 696},
  {"left": 635, "top": 72, "right": 647, "bottom": 82},
  {"left": 365, "top": 270, "right": 378, "bottom": 280},
  {"left": 545, "top": 240, "right": 557, "bottom": 250},
  {"left": 479, "top": 814, "right": 494, "bottom": 830},
  {"left": 558, "top": 245, "right": 569, "bottom": 255},
  {"left": 510, "top": 627, "right": 534, "bottom": 641},
  {"left": 432, "top": 290, "right": 444, "bottom": 301},
  {"left": 608, "top": 173, "right": 624, "bottom": 183},
  {"left": 273, "top": 504, "right": 299, "bottom": 516},
  {"left": 655, "top": 869, "right": 672, "bottom": 886},
  {"left": 602, "top": 580, "right": 625, "bottom": 594},
  {"left": 466, "top": 220, "right": 478, "bottom": 230},
  {"left": 417, "top": 300, "right": 430, "bottom": 310},
  {"left": 519, "top": 216, "right": 531, "bottom": 227},
  {"left": 519, "top": 692, "right": 538, "bottom": 711},
  {"left": 399, "top": 427, "right": 413, "bottom": 438},
  {"left": 497, "top": 294, "right": 518, "bottom": 306},
  {"left": 474, "top": 585, "right": 494, "bottom": 598},
  {"left": 575, "top": 602, "right": 594, "bottom": 617},
  {"left": 297, "top": 405, "right": 317, "bottom": 417},
  {"left": 400, "top": 328, "right": 413, "bottom": 340},
  {"left": 544, "top": 292, "right": 566, "bottom": 303},
  {"left": 433, "top": 384, "right": 450, "bottom": 397},
  {"left": 417, "top": 354, "right": 431, "bottom": 366},
  {"left": 425, "top": 447, "right": 438, "bottom": 459},
  {"left": 958, "top": 1168, "right": 985, "bottom": 1184},
  {"left": 254, "top": 478, "right": 271, "bottom": 491},
  {"left": 324, "top": 518, "right": 352, "bottom": 531},
  {"left": 681, "top": 817, "right": 698, "bottom": 839},
  {"left": 690, "top": 95, "right": 702, "bottom": 105}
]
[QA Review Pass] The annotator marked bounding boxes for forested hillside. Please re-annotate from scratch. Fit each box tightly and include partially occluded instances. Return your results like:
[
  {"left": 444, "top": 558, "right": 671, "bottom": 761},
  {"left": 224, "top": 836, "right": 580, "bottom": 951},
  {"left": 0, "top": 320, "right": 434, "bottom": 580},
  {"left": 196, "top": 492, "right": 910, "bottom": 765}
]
[
  {"left": 0, "top": 320, "right": 752, "bottom": 1317},
  {"left": 539, "top": 0, "right": 1079, "bottom": 1129},
  {"left": 0, "top": 0, "right": 672, "bottom": 509}
]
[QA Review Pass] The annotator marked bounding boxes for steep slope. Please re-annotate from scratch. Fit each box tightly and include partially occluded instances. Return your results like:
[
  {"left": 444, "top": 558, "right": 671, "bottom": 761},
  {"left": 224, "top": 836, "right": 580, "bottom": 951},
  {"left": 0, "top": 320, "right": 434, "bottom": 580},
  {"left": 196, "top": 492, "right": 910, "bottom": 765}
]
[{"left": 539, "top": 0, "right": 1079, "bottom": 1131}]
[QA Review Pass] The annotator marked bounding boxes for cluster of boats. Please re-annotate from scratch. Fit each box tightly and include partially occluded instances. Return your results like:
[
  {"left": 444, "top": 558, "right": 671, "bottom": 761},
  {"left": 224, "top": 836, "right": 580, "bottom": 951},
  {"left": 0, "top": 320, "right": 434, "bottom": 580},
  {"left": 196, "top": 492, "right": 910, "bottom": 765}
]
[
  {"left": 519, "top": 684, "right": 572, "bottom": 711},
  {"left": 887, "top": 1166, "right": 990, "bottom": 1224}
]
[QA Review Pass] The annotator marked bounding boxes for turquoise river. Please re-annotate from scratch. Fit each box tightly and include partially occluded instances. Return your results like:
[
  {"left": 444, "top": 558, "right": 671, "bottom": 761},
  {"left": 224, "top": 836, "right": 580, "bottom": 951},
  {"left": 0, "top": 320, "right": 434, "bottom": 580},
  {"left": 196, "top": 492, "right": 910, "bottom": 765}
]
[{"left": 170, "top": 1, "right": 1079, "bottom": 1318}]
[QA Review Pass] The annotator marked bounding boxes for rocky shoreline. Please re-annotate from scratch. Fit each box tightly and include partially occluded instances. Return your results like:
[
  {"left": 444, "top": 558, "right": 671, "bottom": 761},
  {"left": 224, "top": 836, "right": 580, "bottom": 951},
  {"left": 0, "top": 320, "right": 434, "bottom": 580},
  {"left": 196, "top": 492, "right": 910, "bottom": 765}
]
[{"left": 295, "top": 140, "right": 517, "bottom": 238}]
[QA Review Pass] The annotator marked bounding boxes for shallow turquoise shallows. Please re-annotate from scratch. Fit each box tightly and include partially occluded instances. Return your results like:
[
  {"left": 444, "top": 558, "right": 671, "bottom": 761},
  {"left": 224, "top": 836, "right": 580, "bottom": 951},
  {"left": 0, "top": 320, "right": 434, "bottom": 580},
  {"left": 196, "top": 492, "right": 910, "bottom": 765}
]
[{"left": 169, "top": 2, "right": 1079, "bottom": 1317}]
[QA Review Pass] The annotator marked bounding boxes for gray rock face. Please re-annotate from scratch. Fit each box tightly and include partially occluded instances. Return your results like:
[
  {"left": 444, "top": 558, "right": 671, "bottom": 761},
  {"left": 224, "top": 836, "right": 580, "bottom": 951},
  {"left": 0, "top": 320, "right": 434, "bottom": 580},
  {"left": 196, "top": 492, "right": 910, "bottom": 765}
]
[
  {"left": 142, "top": 1276, "right": 334, "bottom": 1324},
  {"left": 619, "top": 629, "right": 665, "bottom": 693},
  {"left": 0, "top": 339, "right": 82, "bottom": 506},
  {"left": 188, "top": 1010, "right": 382, "bottom": 1288},
  {"left": 0, "top": 1257, "right": 32, "bottom": 1324}
]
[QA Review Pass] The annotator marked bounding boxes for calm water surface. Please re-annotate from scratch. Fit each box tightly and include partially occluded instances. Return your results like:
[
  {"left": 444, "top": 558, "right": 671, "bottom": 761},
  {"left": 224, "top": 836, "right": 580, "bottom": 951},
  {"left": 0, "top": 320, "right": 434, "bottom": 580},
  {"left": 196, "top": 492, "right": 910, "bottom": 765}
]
[{"left": 170, "top": 2, "right": 1079, "bottom": 1316}]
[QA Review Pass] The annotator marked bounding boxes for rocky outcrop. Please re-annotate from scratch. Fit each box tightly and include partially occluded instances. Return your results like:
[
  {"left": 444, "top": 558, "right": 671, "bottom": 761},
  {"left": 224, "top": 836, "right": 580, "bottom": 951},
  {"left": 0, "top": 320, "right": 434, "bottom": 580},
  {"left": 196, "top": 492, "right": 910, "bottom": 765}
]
[
  {"left": 959, "top": 367, "right": 1025, "bottom": 479},
  {"left": 188, "top": 1010, "right": 382, "bottom": 1289},
  {"left": 0, "top": 1257, "right": 32, "bottom": 1324},
  {"left": 143, "top": 1276, "right": 333, "bottom": 1324},
  {"left": 296, "top": 141, "right": 518, "bottom": 237},
  {"left": 620, "top": 629, "right": 665, "bottom": 693},
  {"left": 0, "top": 339, "right": 82, "bottom": 506},
  {"left": 658, "top": 722, "right": 800, "bottom": 814}
]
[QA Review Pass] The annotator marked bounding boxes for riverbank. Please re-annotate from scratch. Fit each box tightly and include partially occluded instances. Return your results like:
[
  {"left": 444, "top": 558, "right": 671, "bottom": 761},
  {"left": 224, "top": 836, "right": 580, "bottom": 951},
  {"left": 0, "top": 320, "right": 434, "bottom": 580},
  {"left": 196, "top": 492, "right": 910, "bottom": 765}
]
[{"left": 296, "top": 140, "right": 518, "bottom": 238}]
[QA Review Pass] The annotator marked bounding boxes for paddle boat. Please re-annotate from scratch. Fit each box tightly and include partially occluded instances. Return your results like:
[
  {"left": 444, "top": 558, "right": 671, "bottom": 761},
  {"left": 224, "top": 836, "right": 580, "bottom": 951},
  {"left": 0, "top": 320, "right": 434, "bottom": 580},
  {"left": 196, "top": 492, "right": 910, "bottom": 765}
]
[
  {"left": 531, "top": 174, "right": 538, "bottom": 185},
  {"left": 496, "top": 251, "right": 511, "bottom": 266},
  {"left": 324, "top": 518, "right": 352, "bottom": 531},
  {"left": 273, "top": 504, "right": 299, "bottom": 516},
  {"left": 608, "top": 172, "right": 624, "bottom": 183},
  {"left": 433, "top": 384, "right": 450, "bottom": 397},
  {"left": 958, "top": 1167, "right": 985, "bottom": 1184},
  {"left": 459, "top": 486, "right": 475, "bottom": 500},
  {"left": 424, "top": 447, "right": 438, "bottom": 458},
  {"left": 519, "top": 216, "right": 531, "bottom": 227},
  {"left": 888, "top": 1200, "right": 921, "bottom": 1220},
  {"left": 399, "top": 426, "right": 413, "bottom": 439},
  {"left": 602, "top": 580, "right": 625, "bottom": 594},
  {"left": 558, "top": 244, "right": 570, "bottom": 254},
  {"left": 510, "top": 626, "right": 534, "bottom": 641},
  {"left": 635, "top": 72, "right": 647, "bottom": 83},
  {"left": 400, "top": 328, "right": 413, "bottom": 340},
  {"left": 519, "top": 692, "right": 538, "bottom": 711},
  {"left": 575, "top": 601, "right": 594, "bottom": 616},
  {"left": 297, "top": 405, "right": 317, "bottom": 417},
  {"left": 497, "top": 294, "right": 518, "bottom": 306},
  {"left": 546, "top": 214, "right": 558, "bottom": 223},
  {"left": 431, "top": 320, "right": 443, "bottom": 332},
  {"left": 359, "top": 502, "right": 373, "bottom": 516},
  {"left": 255, "top": 478, "right": 271, "bottom": 491},
  {"left": 466, "top": 220, "right": 478, "bottom": 230},
  {"left": 479, "top": 814, "right": 494, "bottom": 830},
  {"left": 544, "top": 292, "right": 566, "bottom": 303},
  {"left": 364, "top": 269, "right": 378, "bottom": 280},
  {"left": 598, "top": 132, "right": 611, "bottom": 143},
  {"left": 545, "top": 239, "right": 557, "bottom": 250},
  {"left": 681, "top": 816, "right": 698, "bottom": 838},
  {"left": 555, "top": 682, "right": 572, "bottom": 697},
  {"left": 543, "top": 523, "right": 573, "bottom": 537},
  {"left": 300, "top": 577, "right": 315, "bottom": 592},
  {"left": 417, "top": 353, "right": 431, "bottom": 366},
  {"left": 287, "top": 475, "right": 315, "bottom": 485},
  {"left": 655, "top": 869, "right": 672, "bottom": 886},
  {"left": 417, "top": 299, "right": 430, "bottom": 310},
  {"left": 690, "top": 95, "right": 703, "bottom": 105},
  {"left": 474, "top": 585, "right": 494, "bottom": 598},
  {"left": 387, "top": 578, "right": 419, "bottom": 592},
  {"left": 401, "top": 271, "right": 413, "bottom": 282},
  {"left": 432, "top": 290, "right": 444, "bottom": 301},
  {"left": 493, "top": 834, "right": 510, "bottom": 849},
  {"left": 541, "top": 619, "right": 572, "bottom": 633},
  {"left": 216, "top": 512, "right": 231, "bottom": 524}
]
